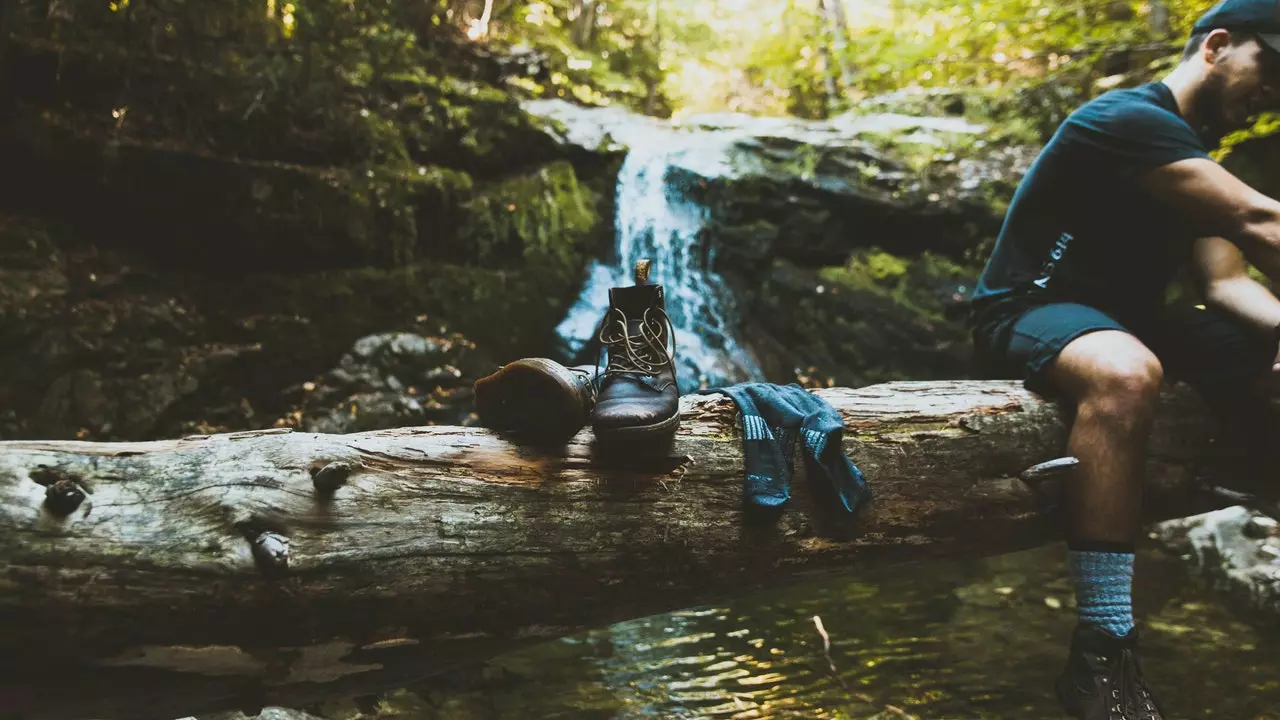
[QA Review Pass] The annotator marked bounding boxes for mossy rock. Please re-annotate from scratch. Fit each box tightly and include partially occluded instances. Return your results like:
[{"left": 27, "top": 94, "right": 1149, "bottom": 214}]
[
  {"left": 202, "top": 160, "right": 606, "bottom": 373},
  {"left": 0, "top": 155, "right": 605, "bottom": 439},
  {"left": 386, "top": 73, "right": 565, "bottom": 175},
  {"left": 4, "top": 35, "right": 563, "bottom": 176},
  {"left": 454, "top": 160, "right": 601, "bottom": 271},
  {"left": 743, "top": 253, "right": 979, "bottom": 389},
  {"left": 0, "top": 110, "right": 486, "bottom": 271}
]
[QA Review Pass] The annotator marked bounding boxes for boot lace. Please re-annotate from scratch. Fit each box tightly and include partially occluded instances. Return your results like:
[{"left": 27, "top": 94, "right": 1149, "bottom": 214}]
[
  {"left": 1098, "top": 650, "right": 1161, "bottom": 720},
  {"left": 594, "top": 305, "right": 678, "bottom": 381},
  {"left": 567, "top": 366, "right": 599, "bottom": 406}
]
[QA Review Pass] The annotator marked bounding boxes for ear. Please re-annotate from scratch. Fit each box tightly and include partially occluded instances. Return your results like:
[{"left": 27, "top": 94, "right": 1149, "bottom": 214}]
[{"left": 1202, "top": 28, "right": 1234, "bottom": 63}]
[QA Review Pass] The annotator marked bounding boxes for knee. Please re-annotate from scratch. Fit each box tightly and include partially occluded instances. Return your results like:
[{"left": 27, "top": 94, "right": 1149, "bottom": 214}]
[{"left": 1080, "top": 356, "right": 1164, "bottom": 425}]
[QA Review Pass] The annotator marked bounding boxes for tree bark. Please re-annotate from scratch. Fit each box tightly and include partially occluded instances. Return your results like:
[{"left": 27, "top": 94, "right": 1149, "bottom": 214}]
[
  {"left": 1148, "top": 0, "right": 1171, "bottom": 41},
  {"left": 820, "top": 0, "right": 857, "bottom": 93},
  {"left": 0, "top": 0, "right": 12, "bottom": 105},
  {"left": 0, "top": 380, "right": 1255, "bottom": 720},
  {"left": 570, "top": 0, "right": 597, "bottom": 48},
  {"left": 472, "top": 0, "right": 493, "bottom": 40},
  {"left": 643, "top": 0, "right": 661, "bottom": 115},
  {"left": 815, "top": 0, "right": 841, "bottom": 111}
]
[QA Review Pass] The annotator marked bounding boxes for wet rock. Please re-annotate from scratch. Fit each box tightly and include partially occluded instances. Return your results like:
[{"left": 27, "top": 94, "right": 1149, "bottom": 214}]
[
  {"left": 1151, "top": 506, "right": 1280, "bottom": 619},
  {"left": 523, "top": 98, "right": 662, "bottom": 156},
  {"left": 196, "top": 707, "right": 328, "bottom": 720},
  {"left": 0, "top": 216, "right": 261, "bottom": 440},
  {"left": 278, "top": 328, "right": 491, "bottom": 434},
  {"left": 525, "top": 96, "right": 1036, "bottom": 267},
  {"left": 742, "top": 254, "right": 976, "bottom": 389}
]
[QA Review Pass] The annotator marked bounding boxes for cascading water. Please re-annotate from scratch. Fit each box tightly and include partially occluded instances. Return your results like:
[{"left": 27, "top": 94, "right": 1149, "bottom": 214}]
[{"left": 554, "top": 136, "right": 763, "bottom": 393}]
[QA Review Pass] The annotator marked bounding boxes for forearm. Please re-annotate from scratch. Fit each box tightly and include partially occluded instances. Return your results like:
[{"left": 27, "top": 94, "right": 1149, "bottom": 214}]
[
  {"left": 1235, "top": 205, "right": 1280, "bottom": 285},
  {"left": 1205, "top": 275, "right": 1280, "bottom": 335}
]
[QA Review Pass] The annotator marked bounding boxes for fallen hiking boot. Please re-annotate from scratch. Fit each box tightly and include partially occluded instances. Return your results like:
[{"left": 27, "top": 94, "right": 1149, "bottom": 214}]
[
  {"left": 1054, "top": 624, "right": 1165, "bottom": 720},
  {"left": 473, "top": 358, "right": 598, "bottom": 442},
  {"left": 591, "top": 261, "right": 680, "bottom": 442}
]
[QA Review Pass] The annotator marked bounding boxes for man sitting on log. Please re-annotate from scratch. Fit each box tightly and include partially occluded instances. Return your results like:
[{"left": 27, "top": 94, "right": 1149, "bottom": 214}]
[{"left": 967, "top": 0, "right": 1280, "bottom": 717}]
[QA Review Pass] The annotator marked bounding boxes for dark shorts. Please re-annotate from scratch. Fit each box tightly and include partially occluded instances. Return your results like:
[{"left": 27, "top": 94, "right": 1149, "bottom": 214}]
[{"left": 972, "top": 301, "right": 1277, "bottom": 409}]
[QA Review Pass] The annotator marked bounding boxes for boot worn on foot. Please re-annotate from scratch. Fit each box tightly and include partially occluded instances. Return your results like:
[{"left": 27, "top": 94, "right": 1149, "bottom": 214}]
[
  {"left": 591, "top": 260, "right": 680, "bottom": 443},
  {"left": 473, "top": 358, "right": 597, "bottom": 443},
  {"left": 1055, "top": 625, "right": 1165, "bottom": 720}
]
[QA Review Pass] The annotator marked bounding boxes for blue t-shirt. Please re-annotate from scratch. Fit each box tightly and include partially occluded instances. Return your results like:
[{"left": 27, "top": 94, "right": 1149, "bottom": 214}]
[{"left": 969, "top": 81, "right": 1212, "bottom": 322}]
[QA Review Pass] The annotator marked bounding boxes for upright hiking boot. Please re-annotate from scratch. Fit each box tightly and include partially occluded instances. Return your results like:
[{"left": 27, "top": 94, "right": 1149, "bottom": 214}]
[
  {"left": 473, "top": 358, "right": 598, "bottom": 443},
  {"left": 591, "top": 260, "right": 680, "bottom": 444},
  {"left": 1054, "top": 624, "right": 1165, "bottom": 720}
]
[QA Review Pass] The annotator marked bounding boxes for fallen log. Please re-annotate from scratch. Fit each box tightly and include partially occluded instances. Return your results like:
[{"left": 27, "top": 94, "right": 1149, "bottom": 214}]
[{"left": 0, "top": 380, "right": 1255, "bottom": 720}]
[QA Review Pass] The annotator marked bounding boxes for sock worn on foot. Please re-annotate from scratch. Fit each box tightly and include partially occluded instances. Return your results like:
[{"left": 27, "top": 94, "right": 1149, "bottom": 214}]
[{"left": 1068, "top": 545, "right": 1135, "bottom": 638}]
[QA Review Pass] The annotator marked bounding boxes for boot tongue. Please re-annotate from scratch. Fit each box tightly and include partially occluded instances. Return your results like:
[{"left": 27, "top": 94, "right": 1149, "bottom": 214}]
[
  {"left": 603, "top": 284, "right": 671, "bottom": 390},
  {"left": 608, "top": 284, "right": 664, "bottom": 317}
]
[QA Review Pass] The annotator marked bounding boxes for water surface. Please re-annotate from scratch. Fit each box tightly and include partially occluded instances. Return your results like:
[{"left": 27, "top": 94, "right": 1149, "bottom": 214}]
[{"left": 313, "top": 542, "right": 1280, "bottom": 719}]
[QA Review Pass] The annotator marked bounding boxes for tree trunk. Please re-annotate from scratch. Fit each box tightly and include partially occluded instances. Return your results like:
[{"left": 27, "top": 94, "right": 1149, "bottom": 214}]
[
  {"left": 0, "top": 380, "right": 1255, "bottom": 720},
  {"left": 816, "top": 0, "right": 841, "bottom": 110},
  {"left": 0, "top": 0, "right": 12, "bottom": 104},
  {"left": 473, "top": 0, "right": 494, "bottom": 40},
  {"left": 644, "top": 0, "right": 661, "bottom": 115},
  {"left": 1148, "top": 0, "right": 1171, "bottom": 40},
  {"left": 820, "top": 0, "right": 857, "bottom": 93},
  {"left": 570, "top": 0, "right": 597, "bottom": 48}
]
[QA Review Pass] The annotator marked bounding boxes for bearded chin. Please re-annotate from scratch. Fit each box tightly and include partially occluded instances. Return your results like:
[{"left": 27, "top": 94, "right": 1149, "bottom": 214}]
[{"left": 1192, "top": 75, "right": 1233, "bottom": 145}]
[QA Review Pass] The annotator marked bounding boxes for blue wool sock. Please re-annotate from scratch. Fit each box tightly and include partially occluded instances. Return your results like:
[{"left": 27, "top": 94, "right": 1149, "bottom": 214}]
[{"left": 1069, "top": 548, "right": 1135, "bottom": 637}]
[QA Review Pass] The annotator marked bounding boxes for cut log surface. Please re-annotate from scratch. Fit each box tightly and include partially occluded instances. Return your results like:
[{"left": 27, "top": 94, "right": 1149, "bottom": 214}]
[{"left": 0, "top": 380, "right": 1247, "bottom": 720}]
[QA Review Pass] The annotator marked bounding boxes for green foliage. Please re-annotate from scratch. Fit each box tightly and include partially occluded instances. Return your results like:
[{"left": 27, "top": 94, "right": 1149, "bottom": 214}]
[
  {"left": 9, "top": 0, "right": 1277, "bottom": 160},
  {"left": 6, "top": 0, "right": 554, "bottom": 169},
  {"left": 460, "top": 160, "right": 599, "bottom": 273},
  {"left": 819, "top": 248, "right": 972, "bottom": 324},
  {"left": 12, "top": 0, "right": 1260, "bottom": 128},
  {"left": 1214, "top": 112, "right": 1280, "bottom": 161}
]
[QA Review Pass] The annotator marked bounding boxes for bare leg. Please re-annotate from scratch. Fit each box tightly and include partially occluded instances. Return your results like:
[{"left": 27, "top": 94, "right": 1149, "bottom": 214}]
[
  {"left": 1044, "top": 330, "right": 1163, "bottom": 545},
  {"left": 1047, "top": 330, "right": 1170, "bottom": 718}
]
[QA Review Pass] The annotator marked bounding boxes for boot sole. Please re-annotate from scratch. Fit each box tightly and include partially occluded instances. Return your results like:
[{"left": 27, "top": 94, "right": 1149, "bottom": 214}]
[
  {"left": 593, "top": 411, "right": 681, "bottom": 442},
  {"left": 1053, "top": 674, "right": 1084, "bottom": 719},
  {"left": 473, "top": 361, "right": 586, "bottom": 442}
]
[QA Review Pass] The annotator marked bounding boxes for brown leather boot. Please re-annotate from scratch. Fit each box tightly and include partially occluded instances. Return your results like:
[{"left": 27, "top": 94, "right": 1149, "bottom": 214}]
[
  {"left": 473, "top": 358, "right": 598, "bottom": 443},
  {"left": 590, "top": 260, "right": 680, "bottom": 443}
]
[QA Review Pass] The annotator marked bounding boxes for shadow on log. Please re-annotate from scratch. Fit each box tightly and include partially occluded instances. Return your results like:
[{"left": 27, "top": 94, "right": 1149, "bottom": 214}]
[{"left": 0, "top": 380, "right": 1259, "bottom": 720}]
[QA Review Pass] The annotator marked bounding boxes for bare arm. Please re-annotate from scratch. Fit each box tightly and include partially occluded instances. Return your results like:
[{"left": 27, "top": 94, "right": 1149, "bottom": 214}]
[
  {"left": 1191, "top": 235, "right": 1280, "bottom": 334},
  {"left": 1142, "top": 158, "right": 1280, "bottom": 283}
]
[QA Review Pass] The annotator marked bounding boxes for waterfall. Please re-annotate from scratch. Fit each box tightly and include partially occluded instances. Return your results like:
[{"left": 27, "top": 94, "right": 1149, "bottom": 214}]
[{"left": 554, "top": 137, "right": 762, "bottom": 393}]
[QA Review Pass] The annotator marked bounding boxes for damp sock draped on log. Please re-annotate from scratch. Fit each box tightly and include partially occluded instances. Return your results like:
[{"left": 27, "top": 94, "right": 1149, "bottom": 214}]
[{"left": 698, "top": 382, "right": 871, "bottom": 514}]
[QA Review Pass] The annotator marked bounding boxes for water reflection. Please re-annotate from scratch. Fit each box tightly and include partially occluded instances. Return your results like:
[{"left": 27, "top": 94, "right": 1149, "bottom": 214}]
[{"left": 315, "top": 542, "right": 1280, "bottom": 719}]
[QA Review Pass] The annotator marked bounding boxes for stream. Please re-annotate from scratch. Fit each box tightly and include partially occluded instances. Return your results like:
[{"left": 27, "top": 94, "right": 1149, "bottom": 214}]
[{"left": 313, "top": 542, "right": 1280, "bottom": 719}]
